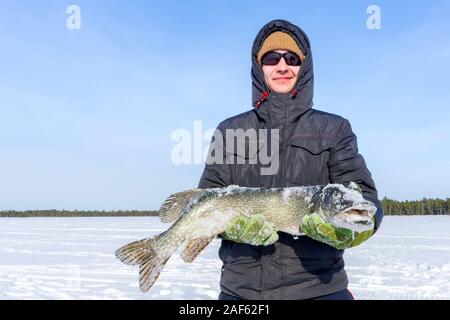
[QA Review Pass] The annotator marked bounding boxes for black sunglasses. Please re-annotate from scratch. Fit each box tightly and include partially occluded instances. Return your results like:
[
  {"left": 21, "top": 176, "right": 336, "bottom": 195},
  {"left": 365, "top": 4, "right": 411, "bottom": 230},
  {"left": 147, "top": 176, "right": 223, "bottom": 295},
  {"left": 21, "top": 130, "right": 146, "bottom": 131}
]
[{"left": 261, "top": 51, "right": 302, "bottom": 66}]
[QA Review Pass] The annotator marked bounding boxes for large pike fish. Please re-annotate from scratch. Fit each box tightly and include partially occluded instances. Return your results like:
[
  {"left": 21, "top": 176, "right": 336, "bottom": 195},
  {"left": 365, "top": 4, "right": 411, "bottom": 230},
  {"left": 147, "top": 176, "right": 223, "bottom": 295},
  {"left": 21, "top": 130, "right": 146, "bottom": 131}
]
[{"left": 116, "top": 182, "right": 376, "bottom": 292}]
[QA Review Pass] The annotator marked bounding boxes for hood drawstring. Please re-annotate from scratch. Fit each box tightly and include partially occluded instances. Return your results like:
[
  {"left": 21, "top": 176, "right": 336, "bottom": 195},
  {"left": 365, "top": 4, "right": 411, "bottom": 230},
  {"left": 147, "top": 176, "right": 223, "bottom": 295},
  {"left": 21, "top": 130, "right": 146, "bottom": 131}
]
[
  {"left": 254, "top": 89, "right": 297, "bottom": 109},
  {"left": 290, "top": 89, "right": 298, "bottom": 98},
  {"left": 254, "top": 91, "right": 270, "bottom": 109}
]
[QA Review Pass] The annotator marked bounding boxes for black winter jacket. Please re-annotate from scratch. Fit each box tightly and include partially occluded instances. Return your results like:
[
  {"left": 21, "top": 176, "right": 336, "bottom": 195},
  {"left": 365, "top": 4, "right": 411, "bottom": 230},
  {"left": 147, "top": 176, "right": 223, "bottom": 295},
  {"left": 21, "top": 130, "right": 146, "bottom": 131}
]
[{"left": 198, "top": 19, "right": 383, "bottom": 300}]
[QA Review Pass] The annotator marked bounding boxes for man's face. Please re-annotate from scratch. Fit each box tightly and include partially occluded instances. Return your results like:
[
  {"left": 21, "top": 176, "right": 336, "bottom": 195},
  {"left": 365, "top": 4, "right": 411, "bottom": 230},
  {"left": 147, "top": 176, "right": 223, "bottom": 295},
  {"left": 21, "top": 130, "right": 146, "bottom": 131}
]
[{"left": 262, "top": 50, "right": 301, "bottom": 94}]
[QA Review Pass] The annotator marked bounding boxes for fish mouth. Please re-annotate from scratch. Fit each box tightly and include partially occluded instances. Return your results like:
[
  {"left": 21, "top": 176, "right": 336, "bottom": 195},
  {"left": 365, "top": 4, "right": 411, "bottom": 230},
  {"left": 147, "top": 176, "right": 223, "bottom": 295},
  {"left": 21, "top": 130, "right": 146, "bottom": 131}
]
[{"left": 333, "top": 203, "right": 376, "bottom": 232}]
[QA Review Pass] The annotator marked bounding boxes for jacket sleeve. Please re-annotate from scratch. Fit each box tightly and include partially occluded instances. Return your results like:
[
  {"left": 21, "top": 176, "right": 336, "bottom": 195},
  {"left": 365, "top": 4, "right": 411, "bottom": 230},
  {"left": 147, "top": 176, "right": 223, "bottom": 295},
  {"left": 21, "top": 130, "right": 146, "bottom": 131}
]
[
  {"left": 328, "top": 119, "right": 384, "bottom": 232},
  {"left": 198, "top": 124, "right": 232, "bottom": 189}
]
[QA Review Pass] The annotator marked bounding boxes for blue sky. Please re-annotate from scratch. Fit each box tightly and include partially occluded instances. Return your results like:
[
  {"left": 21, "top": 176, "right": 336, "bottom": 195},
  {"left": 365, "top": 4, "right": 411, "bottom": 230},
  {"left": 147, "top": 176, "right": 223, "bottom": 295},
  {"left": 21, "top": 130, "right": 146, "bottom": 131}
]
[{"left": 1, "top": 0, "right": 449, "bottom": 210}]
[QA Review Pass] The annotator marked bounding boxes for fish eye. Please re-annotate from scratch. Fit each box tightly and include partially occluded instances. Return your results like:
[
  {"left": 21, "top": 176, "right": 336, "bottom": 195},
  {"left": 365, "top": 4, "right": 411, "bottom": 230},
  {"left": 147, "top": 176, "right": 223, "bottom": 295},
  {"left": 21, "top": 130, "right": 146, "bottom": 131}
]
[{"left": 322, "top": 187, "right": 341, "bottom": 204}]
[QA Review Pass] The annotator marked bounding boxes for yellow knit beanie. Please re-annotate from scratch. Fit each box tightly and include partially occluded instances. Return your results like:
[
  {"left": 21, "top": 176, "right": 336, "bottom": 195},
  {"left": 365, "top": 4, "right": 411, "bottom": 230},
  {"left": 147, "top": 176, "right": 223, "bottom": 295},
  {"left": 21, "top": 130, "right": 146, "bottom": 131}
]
[{"left": 257, "top": 31, "right": 305, "bottom": 64}]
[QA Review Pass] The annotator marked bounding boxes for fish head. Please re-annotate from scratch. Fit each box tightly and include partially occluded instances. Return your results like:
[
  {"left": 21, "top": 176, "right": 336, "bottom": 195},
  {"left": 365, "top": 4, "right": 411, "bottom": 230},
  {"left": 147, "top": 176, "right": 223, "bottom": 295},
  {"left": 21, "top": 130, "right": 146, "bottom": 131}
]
[{"left": 310, "top": 182, "right": 376, "bottom": 232}]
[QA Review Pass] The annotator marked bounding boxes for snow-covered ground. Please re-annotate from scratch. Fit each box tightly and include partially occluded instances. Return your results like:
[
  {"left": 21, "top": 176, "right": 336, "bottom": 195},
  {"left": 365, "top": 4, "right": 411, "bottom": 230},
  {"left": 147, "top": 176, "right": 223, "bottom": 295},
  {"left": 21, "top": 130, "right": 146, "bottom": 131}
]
[{"left": 0, "top": 216, "right": 449, "bottom": 300}]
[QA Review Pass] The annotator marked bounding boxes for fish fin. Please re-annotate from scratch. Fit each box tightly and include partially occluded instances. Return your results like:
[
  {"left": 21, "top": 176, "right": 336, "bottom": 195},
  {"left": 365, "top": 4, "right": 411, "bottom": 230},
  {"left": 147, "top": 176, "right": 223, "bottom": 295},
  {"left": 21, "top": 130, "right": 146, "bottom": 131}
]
[
  {"left": 115, "top": 231, "right": 173, "bottom": 292},
  {"left": 115, "top": 237, "right": 154, "bottom": 266},
  {"left": 159, "top": 189, "right": 205, "bottom": 223},
  {"left": 180, "top": 237, "right": 215, "bottom": 263},
  {"left": 139, "top": 255, "right": 170, "bottom": 293}
]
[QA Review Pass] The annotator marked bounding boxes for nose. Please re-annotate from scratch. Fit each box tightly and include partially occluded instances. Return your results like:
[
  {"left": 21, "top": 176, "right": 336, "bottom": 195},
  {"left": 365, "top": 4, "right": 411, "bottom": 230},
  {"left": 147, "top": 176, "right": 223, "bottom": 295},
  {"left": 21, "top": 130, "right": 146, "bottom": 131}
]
[{"left": 275, "top": 58, "right": 289, "bottom": 72}]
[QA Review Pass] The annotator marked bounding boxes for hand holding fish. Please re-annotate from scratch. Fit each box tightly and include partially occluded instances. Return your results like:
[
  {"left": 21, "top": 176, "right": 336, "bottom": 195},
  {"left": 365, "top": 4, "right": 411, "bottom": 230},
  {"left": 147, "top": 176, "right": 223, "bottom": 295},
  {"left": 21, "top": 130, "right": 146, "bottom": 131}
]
[
  {"left": 221, "top": 214, "right": 279, "bottom": 246},
  {"left": 300, "top": 213, "right": 375, "bottom": 250}
]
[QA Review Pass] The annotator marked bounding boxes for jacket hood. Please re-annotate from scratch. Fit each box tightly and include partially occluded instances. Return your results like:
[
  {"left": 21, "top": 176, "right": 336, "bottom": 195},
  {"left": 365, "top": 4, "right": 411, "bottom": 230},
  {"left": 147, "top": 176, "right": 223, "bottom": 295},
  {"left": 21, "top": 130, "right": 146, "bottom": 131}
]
[{"left": 251, "top": 19, "right": 314, "bottom": 124}]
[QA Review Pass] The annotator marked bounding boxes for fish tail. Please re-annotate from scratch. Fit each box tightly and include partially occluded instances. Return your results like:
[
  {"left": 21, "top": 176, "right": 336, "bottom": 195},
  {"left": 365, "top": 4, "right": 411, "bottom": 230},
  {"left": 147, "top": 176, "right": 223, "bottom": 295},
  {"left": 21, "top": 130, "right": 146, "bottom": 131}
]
[{"left": 115, "top": 230, "right": 174, "bottom": 292}]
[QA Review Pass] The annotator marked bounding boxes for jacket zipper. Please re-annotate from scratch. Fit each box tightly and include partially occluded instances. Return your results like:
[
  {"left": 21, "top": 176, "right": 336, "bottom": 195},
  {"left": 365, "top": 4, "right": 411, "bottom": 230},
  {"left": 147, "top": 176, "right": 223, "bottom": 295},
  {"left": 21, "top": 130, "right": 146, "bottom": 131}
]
[{"left": 282, "top": 99, "right": 289, "bottom": 185}]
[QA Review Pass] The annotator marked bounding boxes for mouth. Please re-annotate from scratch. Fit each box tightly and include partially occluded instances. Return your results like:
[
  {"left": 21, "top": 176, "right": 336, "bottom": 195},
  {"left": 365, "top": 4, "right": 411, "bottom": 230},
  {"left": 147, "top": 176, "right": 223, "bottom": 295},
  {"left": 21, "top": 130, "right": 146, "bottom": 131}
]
[
  {"left": 273, "top": 77, "right": 292, "bottom": 82},
  {"left": 334, "top": 203, "right": 376, "bottom": 232}
]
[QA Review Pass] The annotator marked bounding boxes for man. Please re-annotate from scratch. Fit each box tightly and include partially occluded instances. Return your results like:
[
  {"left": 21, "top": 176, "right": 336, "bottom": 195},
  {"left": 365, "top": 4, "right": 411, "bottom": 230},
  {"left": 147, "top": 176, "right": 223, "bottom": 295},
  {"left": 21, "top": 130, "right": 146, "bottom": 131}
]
[{"left": 198, "top": 19, "right": 383, "bottom": 300}]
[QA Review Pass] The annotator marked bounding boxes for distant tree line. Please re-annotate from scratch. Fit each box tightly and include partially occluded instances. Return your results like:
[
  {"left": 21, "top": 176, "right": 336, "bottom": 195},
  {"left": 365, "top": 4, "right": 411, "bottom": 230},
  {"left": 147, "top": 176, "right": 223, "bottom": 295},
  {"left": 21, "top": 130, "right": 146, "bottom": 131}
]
[
  {"left": 1, "top": 197, "right": 449, "bottom": 217},
  {"left": 0, "top": 209, "right": 158, "bottom": 218},
  {"left": 381, "top": 197, "right": 450, "bottom": 215}
]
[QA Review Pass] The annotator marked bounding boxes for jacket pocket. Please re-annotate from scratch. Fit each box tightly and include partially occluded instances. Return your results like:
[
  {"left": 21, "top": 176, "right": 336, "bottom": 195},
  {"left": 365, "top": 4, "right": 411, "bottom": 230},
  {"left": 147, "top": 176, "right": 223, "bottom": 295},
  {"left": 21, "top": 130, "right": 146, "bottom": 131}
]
[
  {"left": 290, "top": 136, "right": 334, "bottom": 155},
  {"left": 225, "top": 136, "right": 267, "bottom": 162},
  {"left": 289, "top": 136, "right": 334, "bottom": 185},
  {"left": 224, "top": 136, "right": 268, "bottom": 179}
]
